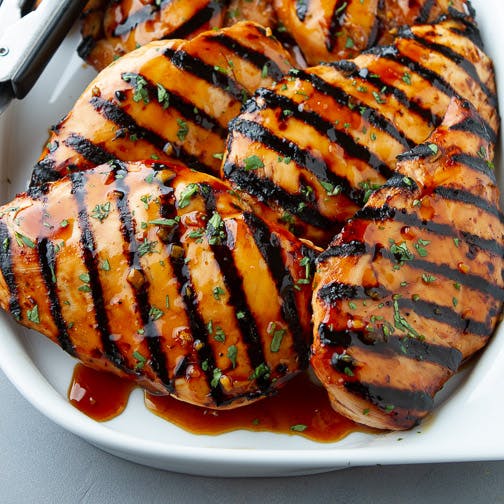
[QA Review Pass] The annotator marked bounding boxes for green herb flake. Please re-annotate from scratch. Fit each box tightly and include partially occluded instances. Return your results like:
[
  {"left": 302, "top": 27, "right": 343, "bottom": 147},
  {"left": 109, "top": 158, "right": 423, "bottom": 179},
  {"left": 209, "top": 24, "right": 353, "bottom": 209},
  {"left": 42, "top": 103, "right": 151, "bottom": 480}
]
[
  {"left": 243, "top": 154, "right": 264, "bottom": 171},
  {"left": 214, "top": 326, "right": 226, "bottom": 343},
  {"left": 345, "top": 36, "right": 355, "bottom": 49},
  {"left": 211, "top": 368, "right": 222, "bottom": 388},
  {"left": 14, "top": 232, "right": 35, "bottom": 249},
  {"left": 137, "top": 239, "right": 158, "bottom": 257},
  {"left": 428, "top": 143, "right": 439, "bottom": 155},
  {"left": 414, "top": 239, "right": 430, "bottom": 257},
  {"left": 27, "top": 304, "right": 40, "bottom": 324},
  {"left": 393, "top": 298, "right": 423, "bottom": 340},
  {"left": 402, "top": 72, "right": 412, "bottom": 85},
  {"left": 422, "top": 273, "right": 436, "bottom": 284},
  {"left": 133, "top": 351, "right": 147, "bottom": 370},
  {"left": 148, "top": 305, "right": 164, "bottom": 321},
  {"left": 148, "top": 218, "right": 178, "bottom": 227},
  {"left": 270, "top": 327, "right": 286, "bottom": 353},
  {"left": 290, "top": 424, "right": 308, "bottom": 432},
  {"left": 227, "top": 345, "right": 238, "bottom": 368},
  {"left": 178, "top": 183, "right": 199, "bottom": 209},
  {"left": 213, "top": 286, "right": 225, "bottom": 301},
  {"left": 156, "top": 83, "right": 170, "bottom": 109},
  {"left": 176, "top": 119, "right": 189, "bottom": 142},
  {"left": 90, "top": 202, "right": 111, "bottom": 222}
]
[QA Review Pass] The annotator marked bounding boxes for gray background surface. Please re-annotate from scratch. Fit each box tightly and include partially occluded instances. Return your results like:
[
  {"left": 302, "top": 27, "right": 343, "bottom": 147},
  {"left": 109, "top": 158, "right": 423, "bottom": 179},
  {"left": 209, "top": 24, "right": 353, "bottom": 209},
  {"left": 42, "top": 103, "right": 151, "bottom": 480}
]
[{"left": 1, "top": 370, "right": 503, "bottom": 504}]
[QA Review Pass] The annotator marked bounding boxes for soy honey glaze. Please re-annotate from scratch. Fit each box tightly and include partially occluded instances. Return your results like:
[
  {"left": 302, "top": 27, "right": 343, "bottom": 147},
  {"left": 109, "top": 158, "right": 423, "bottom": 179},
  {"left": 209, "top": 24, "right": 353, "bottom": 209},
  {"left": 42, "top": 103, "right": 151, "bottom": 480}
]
[
  {"left": 68, "top": 363, "right": 135, "bottom": 422},
  {"left": 145, "top": 372, "right": 368, "bottom": 442}
]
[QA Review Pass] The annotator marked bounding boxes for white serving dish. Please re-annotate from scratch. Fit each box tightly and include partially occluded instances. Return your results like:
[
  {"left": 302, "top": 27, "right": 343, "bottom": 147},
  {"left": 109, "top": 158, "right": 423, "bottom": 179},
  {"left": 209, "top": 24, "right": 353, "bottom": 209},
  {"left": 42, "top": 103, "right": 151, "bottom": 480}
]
[{"left": 0, "top": 0, "right": 502, "bottom": 477}]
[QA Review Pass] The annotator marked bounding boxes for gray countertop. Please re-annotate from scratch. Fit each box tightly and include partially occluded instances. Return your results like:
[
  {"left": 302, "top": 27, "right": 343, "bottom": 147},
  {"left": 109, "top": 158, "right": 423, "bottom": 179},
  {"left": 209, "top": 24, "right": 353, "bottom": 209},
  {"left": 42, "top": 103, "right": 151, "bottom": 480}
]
[{"left": 1, "top": 370, "right": 503, "bottom": 504}]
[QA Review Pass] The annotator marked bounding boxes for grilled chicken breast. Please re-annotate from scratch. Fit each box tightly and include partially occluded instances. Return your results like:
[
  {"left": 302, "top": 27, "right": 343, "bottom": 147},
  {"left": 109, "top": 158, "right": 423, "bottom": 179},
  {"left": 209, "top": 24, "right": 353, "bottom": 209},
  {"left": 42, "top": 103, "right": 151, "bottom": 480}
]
[
  {"left": 273, "top": 0, "right": 473, "bottom": 65},
  {"left": 311, "top": 98, "right": 504, "bottom": 430},
  {"left": 223, "top": 18, "right": 497, "bottom": 246},
  {"left": 0, "top": 160, "right": 315, "bottom": 408},
  {"left": 32, "top": 22, "right": 293, "bottom": 190}
]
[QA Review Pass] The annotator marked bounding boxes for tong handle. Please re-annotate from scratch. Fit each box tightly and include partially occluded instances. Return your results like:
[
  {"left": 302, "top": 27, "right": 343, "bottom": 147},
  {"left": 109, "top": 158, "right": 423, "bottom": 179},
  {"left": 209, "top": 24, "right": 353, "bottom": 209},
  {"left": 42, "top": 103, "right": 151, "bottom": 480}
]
[{"left": 0, "top": 0, "right": 88, "bottom": 99}]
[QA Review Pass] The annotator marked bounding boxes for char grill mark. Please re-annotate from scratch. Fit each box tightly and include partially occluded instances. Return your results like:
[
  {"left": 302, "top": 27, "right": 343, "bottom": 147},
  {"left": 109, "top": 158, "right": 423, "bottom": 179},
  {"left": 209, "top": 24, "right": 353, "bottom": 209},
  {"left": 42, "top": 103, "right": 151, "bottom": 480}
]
[
  {"left": 200, "top": 185, "right": 269, "bottom": 386},
  {"left": 90, "top": 95, "right": 213, "bottom": 175},
  {"left": 450, "top": 154, "right": 496, "bottom": 182},
  {"left": 37, "top": 238, "right": 76, "bottom": 356},
  {"left": 326, "top": 0, "right": 349, "bottom": 52},
  {"left": 256, "top": 87, "right": 397, "bottom": 179},
  {"left": 344, "top": 380, "right": 434, "bottom": 415},
  {"left": 223, "top": 162, "right": 337, "bottom": 229},
  {"left": 71, "top": 172, "right": 127, "bottom": 371},
  {"left": 414, "top": 0, "right": 436, "bottom": 23},
  {"left": 317, "top": 241, "right": 368, "bottom": 262},
  {"left": 0, "top": 221, "right": 21, "bottom": 321},
  {"left": 228, "top": 118, "right": 364, "bottom": 206},
  {"left": 163, "top": 47, "right": 247, "bottom": 103},
  {"left": 165, "top": 1, "right": 224, "bottom": 40},
  {"left": 64, "top": 134, "right": 113, "bottom": 167},
  {"left": 316, "top": 280, "right": 494, "bottom": 336},
  {"left": 351, "top": 65, "right": 442, "bottom": 128},
  {"left": 293, "top": 69, "right": 416, "bottom": 148},
  {"left": 433, "top": 186, "right": 504, "bottom": 223},
  {"left": 243, "top": 212, "right": 308, "bottom": 368},
  {"left": 113, "top": 3, "right": 161, "bottom": 37},
  {"left": 399, "top": 27, "right": 497, "bottom": 106},
  {"left": 295, "top": 0, "right": 310, "bottom": 21},
  {"left": 113, "top": 165, "right": 174, "bottom": 392},
  {"left": 318, "top": 323, "right": 463, "bottom": 372},
  {"left": 209, "top": 32, "right": 285, "bottom": 81},
  {"left": 357, "top": 204, "right": 504, "bottom": 258},
  {"left": 160, "top": 185, "right": 224, "bottom": 404}
]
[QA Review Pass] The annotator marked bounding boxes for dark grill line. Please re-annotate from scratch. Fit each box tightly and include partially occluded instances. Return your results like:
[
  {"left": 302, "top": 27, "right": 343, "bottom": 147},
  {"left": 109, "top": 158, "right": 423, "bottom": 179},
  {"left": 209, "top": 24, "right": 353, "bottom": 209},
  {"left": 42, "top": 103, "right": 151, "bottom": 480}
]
[
  {"left": 414, "top": 0, "right": 435, "bottom": 23},
  {"left": 450, "top": 116, "right": 495, "bottom": 142},
  {"left": 210, "top": 32, "right": 285, "bottom": 81},
  {"left": 317, "top": 280, "right": 497, "bottom": 334},
  {"left": 357, "top": 204, "right": 504, "bottom": 257},
  {"left": 243, "top": 211, "right": 308, "bottom": 369},
  {"left": 291, "top": 69, "right": 414, "bottom": 148},
  {"left": 64, "top": 134, "right": 113, "bottom": 167},
  {"left": 163, "top": 47, "right": 247, "bottom": 103},
  {"left": 113, "top": 165, "right": 174, "bottom": 392},
  {"left": 434, "top": 186, "right": 504, "bottom": 222},
  {"left": 387, "top": 52, "right": 497, "bottom": 142},
  {"left": 200, "top": 186, "right": 268, "bottom": 385},
  {"left": 451, "top": 153, "right": 496, "bottom": 182},
  {"left": 344, "top": 380, "right": 434, "bottom": 413},
  {"left": 317, "top": 240, "right": 367, "bottom": 263},
  {"left": 327, "top": 62, "right": 441, "bottom": 127},
  {"left": 402, "top": 29, "right": 497, "bottom": 104},
  {"left": 37, "top": 238, "right": 75, "bottom": 356},
  {"left": 0, "top": 221, "right": 21, "bottom": 320},
  {"left": 228, "top": 117, "right": 367, "bottom": 206},
  {"left": 167, "top": 1, "right": 223, "bottom": 40},
  {"left": 113, "top": 2, "right": 167, "bottom": 37},
  {"left": 160, "top": 188, "right": 224, "bottom": 404},
  {"left": 71, "top": 172, "right": 126, "bottom": 370},
  {"left": 89, "top": 96, "right": 213, "bottom": 174},
  {"left": 318, "top": 324, "right": 463, "bottom": 371},
  {"left": 223, "top": 161, "right": 339, "bottom": 229},
  {"left": 326, "top": 0, "right": 348, "bottom": 52},
  {"left": 115, "top": 77, "right": 226, "bottom": 138}
]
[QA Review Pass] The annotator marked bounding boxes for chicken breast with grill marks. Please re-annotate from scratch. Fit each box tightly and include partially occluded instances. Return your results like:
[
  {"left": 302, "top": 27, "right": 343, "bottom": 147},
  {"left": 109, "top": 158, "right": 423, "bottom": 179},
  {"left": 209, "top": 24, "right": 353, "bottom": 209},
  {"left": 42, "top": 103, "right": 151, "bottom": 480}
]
[
  {"left": 311, "top": 98, "right": 503, "bottom": 430},
  {"left": 0, "top": 160, "right": 315, "bottom": 408}
]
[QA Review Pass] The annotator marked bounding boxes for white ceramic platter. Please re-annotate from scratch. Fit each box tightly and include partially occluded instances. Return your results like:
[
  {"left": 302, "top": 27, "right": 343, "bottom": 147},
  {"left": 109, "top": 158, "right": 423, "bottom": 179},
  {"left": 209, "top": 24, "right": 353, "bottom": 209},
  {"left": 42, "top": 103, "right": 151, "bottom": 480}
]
[{"left": 0, "top": 0, "right": 502, "bottom": 477}]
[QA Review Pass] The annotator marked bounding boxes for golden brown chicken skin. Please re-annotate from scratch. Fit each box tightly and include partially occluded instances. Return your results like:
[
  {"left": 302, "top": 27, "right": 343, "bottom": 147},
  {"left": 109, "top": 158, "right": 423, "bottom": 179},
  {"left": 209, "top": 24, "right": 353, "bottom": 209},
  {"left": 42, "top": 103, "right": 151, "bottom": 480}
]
[
  {"left": 32, "top": 22, "right": 293, "bottom": 190},
  {"left": 0, "top": 160, "right": 315, "bottom": 408},
  {"left": 273, "top": 0, "right": 473, "bottom": 65},
  {"left": 223, "top": 18, "right": 498, "bottom": 246},
  {"left": 311, "top": 98, "right": 504, "bottom": 430}
]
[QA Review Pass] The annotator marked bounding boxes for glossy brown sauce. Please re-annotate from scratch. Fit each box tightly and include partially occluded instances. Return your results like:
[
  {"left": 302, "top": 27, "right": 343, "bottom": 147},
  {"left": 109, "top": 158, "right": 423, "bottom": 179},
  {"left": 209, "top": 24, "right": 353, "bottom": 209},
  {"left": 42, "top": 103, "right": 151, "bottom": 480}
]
[
  {"left": 69, "top": 365, "right": 367, "bottom": 442},
  {"left": 68, "top": 364, "right": 135, "bottom": 422}
]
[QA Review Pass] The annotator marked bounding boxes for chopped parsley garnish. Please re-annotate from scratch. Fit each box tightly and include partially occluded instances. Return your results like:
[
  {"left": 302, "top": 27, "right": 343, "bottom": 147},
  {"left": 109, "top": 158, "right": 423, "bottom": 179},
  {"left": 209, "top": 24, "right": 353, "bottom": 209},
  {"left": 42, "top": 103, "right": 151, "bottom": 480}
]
[
  {"left": 213, "top": 286, "right": 225, "bottom": 301},
  {"left": 227, "top": 345, "right": 238, "bottom": 368},
  {"left": 414, "top": 239, "right": 430, "bottom": 257},
  {"left": 428, "top": 143, "right": 439, "bottom": 155},
  {"left": 211, "top": 368, "right": 222, "bottom": 388},
  {"left": 133, "top": 351, "right": 147, "bottom": 370},
  {"left": 27, "top": 304, "right": 40, "bottom": 324},
  {"left": 137, "top": 239, "right": 158, "bottom": 257},
  {"left": 156, "top": 83, "right": 170, "bottom": 109},
  {"left": 206, "top": 212, "right": 226, "bottom": 245},
  {"left": 176, "top": 119, "right": 189, "bottom": 142},
  {"left": 178, "top": 183, "right": 199, "bottom": 209},
  {"left": 214, "top": 326, "right": 226, "bottom": 343},
  {"left": 148, "top": 305, "right": 164, "bottom": 321},
  {"left": 393, "top": 298, "right": 423, "bottom": 340},
  {"left": 14, "top": 232, "right": 35, "bottom": 249},
  {"left": 243, "top": 155, "right": 264, "bottom": 171},
  {"left": 290, "top": 424, "right": 307, "bottom": 432},
  {"left": 249, "top": 362, "right": 270, "bottom": 381},
  {"left": 320, "top": 180, "right": 342, "bottom": 196},
  {"left": 402, "top": 72, "right": 412, "bottom": 85},
  {"left": 90, "top": 202, "right": 111, "bottom": 222},
  {"left": 121, "top": 73, "right": 150, "bottom": 104}
]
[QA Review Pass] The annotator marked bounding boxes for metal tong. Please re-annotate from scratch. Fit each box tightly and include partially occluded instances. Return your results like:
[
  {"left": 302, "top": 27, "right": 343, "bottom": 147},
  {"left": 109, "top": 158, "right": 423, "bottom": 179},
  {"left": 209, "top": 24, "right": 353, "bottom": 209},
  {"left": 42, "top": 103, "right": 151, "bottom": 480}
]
[{"left": 0, "top": 0, "right": 88, "bottom": 115}]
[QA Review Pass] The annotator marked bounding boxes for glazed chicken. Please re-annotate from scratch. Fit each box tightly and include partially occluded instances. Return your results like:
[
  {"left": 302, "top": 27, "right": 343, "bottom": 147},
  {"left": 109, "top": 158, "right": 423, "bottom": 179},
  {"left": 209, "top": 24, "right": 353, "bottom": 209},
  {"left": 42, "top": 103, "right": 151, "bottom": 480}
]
[
  {"left": 0, "top": 160, "right": 315, "bottom": 407},
  {"left": 32, "top": 22, "right": 293, "bottom": 189},
  {"left": 78, "top": 0, "right": 278, "bottom": 71},
  {"left": 75, "top": 0, "right": 474, "bottom": 70},
  {"left": 274, "top": 0, "right": 474, "bottom": 65},
  {"left": 223, "top": 17, "right": 497, "bottom": 245},
  {"left": 311, "top": 98, "right": 504, "bottom": 430}
]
